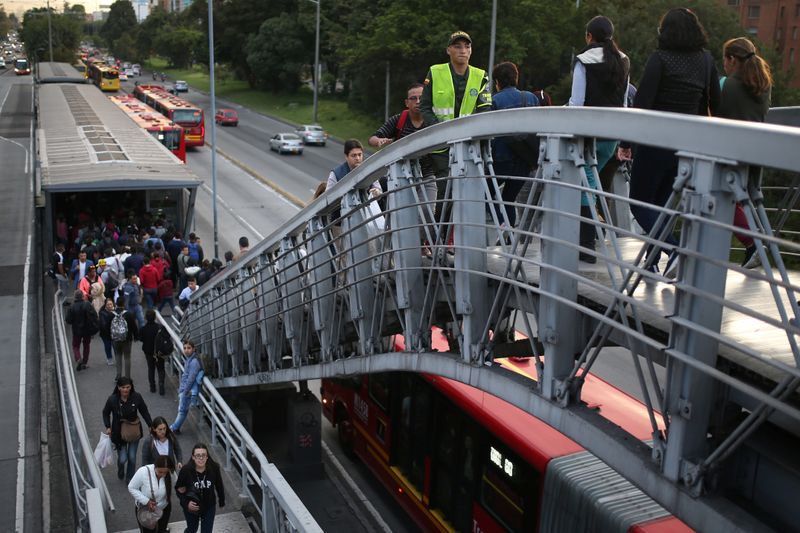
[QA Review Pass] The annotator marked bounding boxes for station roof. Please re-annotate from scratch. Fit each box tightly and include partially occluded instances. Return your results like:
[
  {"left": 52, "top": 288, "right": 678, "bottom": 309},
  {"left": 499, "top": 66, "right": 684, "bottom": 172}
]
[{"left": 37, "top": 63, "right": 201, "bottom": 193}]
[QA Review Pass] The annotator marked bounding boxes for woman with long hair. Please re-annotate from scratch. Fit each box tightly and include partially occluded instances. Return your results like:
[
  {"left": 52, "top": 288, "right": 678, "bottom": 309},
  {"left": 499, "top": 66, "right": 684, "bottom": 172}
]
[
  {"left": 98, "top": 297, "right": 116, "bottom": 366},
  {"left": 623, "top": 7, "right": 721, "bottom": 276},
  {"left": 569, "top": 15, "right": 630, "bottom": 263},
  {"left": 141, "top": 417, "right": 183, "bottom": 470},
  {"left": 718, "top": 37, "right": 773, "bottom": 268},
  {"left": 128, "top": 454, "right": 174, "bottom": 533},
  {"left": 175, "top": 443, "right": 226, "bottom": 533},
  {"left": 101, "top": 377, "right": 152, "bottom": 482}
]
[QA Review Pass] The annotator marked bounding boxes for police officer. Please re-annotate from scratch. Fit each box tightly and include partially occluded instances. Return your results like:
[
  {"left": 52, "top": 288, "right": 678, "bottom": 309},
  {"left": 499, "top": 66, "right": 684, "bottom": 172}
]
[{"left": 419, "top": 31, "right": 492, "bottom": 222}]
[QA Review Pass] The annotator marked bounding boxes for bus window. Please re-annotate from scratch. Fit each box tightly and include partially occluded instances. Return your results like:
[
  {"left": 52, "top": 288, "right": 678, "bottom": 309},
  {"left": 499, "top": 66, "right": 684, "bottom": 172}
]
[
  {"left": 368, "top": 373, "right": 390, "bottom": 412},
  {"left": 103, "top": 69, "right": 118, "bottom": 80},
  {"left": 392, "top": 374, "right": 430, "bottom": 492},
  {"left": 480, "top": 440, "right": 539, "bottom": 532},
  {"left": 160, "top": 129, "right": 181, "bottom": 151},
  {"left": 431, "top": 400, "right": 480, "bottom": 532},
  {"left": 172, "top": 109, "right": 202, "bottom": 125}
]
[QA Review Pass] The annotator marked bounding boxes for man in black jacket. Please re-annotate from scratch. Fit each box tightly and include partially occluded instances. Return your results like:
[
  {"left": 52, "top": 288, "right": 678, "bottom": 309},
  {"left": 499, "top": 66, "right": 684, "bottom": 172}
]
[{"left": 65, "top": 290, "right": 98, "bottom": 371}]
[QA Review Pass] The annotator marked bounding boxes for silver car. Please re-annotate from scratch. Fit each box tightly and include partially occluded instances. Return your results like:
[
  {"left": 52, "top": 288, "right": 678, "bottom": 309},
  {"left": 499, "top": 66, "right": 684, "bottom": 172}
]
[
  {"left": 269, "top": 133, "right": 304, "bottom": 155},
  {"left": 295, "top": 124, "right": 327, "bottom": 146}
]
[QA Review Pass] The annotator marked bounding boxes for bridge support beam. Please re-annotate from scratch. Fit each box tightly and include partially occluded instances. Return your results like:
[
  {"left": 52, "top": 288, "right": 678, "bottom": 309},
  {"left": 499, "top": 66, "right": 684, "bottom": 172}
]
[
  {"left": 539, "top": 135, "right": 583, "bottom": 400},
  {"left": 307, "top": 217, "right": 339, "bottom": 362},
  {"left": 388, "top": 159, "right": 427, "bottom": 351},
  {"left": 278, "top": 238, "right": 307, "bottom": 366},
  {"left": 662, "top": 154, "right": 743, "bottom": 492},
  {"left": 451, "top": 140, "right": 491, "bottom": 364},
  {"left": 259, "top": 253, "right": 284, "bottom": 371}
]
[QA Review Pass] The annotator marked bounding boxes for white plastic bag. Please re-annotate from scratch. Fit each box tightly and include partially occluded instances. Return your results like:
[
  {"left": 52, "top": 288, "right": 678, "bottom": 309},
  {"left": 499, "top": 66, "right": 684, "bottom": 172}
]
[{"left": 94, "top": 433, "right": 114, "bottom": 468}]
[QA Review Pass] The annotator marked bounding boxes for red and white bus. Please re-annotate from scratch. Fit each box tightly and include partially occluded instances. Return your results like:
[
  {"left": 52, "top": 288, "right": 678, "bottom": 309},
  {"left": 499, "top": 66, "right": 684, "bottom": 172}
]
[
  {"left": 321, "top": 329, "right": 692, "bottom": 533},
  {"left": 108, "top": 94, "right": 187, "bottom": 163},
  {"left": 133, "top": 84, "right": 204, "bottom": 147}
]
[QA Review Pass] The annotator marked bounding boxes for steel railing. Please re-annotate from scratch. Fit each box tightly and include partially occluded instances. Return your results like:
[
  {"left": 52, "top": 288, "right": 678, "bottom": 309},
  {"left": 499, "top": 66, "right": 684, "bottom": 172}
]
[
  {"left": 155, "top": 312, "right": 322, "bottom": 533},
  {"left": 53, "top": 291, "right": 113, "bottom": 532}
]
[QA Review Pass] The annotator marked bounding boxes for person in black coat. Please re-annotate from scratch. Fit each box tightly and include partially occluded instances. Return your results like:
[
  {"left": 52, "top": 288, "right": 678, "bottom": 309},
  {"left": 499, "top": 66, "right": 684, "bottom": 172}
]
[
  {"left": 98, "top": 297, "right": 116, "bottom": 366},
  {"left": 65, "top": 290, "right": 98, "bottom": 371},
  {"left": 140, "top": 309, "right": 164, "bottom": 394},
  {"left": 175, "top": 443, "right": 225, "bottom": 533},
  {"left": 114, "top": 296, "right": 140, "bottom": 381},
  {"left": 102, "top": 377, "right": 153, "bottom": 482}
]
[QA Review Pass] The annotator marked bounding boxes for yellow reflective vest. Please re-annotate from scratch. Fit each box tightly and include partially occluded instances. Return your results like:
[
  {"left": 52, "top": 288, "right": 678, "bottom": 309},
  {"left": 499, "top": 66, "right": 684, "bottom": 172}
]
[{"left": 430, "top": 63, "right": 487, "bottom": 122}]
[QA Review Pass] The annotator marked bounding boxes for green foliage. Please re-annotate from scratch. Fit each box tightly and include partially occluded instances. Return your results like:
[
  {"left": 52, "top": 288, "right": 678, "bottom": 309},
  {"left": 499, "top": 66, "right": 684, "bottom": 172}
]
[
  {"left": 245, "top": 13, "right": 309, "bottom": 92},
  {"left": 112, "top": 30, "right": 137, "bottom": 61},
  {"left": 100, "top": 1, "right": 136, "bottom": 45},
  {"left": 21, "top": 8, "right": 82, "bottom": 62},
  {"left": 153, "top": 26, "right": 202, "bottom": 68},
  {"left": 136, "top": 7, "right": 172, "bottom": 59},
  {"left": 0, "top": 6, "right": 11, "bottom": 38}
]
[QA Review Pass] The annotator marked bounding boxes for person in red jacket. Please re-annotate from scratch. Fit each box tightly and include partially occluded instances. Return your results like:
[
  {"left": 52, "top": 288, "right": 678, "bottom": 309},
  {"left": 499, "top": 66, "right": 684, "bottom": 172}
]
[
  {"left": 150, "top": 250, "right": 170, "bottom": 279},
  {"left": 157, "top": 273, "right": 176, "bottom": 315},
  {"left": 138, "top": 256, "right": 162, "bottom": 310}
]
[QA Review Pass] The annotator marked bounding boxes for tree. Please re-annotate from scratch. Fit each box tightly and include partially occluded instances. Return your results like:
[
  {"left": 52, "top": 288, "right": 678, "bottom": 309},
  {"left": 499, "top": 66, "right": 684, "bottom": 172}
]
[
  {"left": 136, "top": 6, "right": 172, "bottom": 59},
  {"left": 100, "top": 0, "right": 136, "bottom": 45},
  {"left": 21, "top": 8, "right": 82, "bottom": 62},
  {"left": 0, "top": 5, "right": 10, "bottom": 38},
  {"left": 245, "top": 13, "right": 309, "bottom": 92},
  {"left": 153, "top": 26, "right": 202, "bottom": 67}
]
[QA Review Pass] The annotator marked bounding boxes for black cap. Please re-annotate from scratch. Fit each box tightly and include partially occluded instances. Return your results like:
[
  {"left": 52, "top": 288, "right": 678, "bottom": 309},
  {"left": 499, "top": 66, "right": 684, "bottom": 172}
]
[{"left": 448, "top": 31, "right": 472, "bottom": 46}]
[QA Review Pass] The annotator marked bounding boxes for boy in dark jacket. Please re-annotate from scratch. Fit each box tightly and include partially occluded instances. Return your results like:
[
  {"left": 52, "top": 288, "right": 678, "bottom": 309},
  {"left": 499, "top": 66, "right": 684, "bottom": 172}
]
[
  {"left": 65, "top": 290, "right": 98, "bottom": 371},
  {"left": 114, "top": 296, "right": 140, "bottom": 381},
  {"left": 140, "top": 309, "right": 165, "bottom": 394}
]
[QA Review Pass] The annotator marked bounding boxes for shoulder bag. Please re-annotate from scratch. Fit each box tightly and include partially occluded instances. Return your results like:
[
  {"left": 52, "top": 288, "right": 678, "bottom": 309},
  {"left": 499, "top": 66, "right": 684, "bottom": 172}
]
[
  {"left": 136, "top": 467, "right": 163, "bottom": 529},
  {"left": 119, "top": 402, "right": 143, "bottom": 443}
]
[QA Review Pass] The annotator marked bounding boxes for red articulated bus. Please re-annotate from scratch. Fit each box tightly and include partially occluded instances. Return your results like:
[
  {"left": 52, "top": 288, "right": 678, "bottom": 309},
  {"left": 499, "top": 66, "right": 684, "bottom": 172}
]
[
  {"left": 321, "top": 328, "right": 693, "bottom": 533},
  {"left": 108, "top": 94, "right": 187, "bottom": 163},
  {"left": 132, "top": 84, "right": 205, "bottom": 147}
]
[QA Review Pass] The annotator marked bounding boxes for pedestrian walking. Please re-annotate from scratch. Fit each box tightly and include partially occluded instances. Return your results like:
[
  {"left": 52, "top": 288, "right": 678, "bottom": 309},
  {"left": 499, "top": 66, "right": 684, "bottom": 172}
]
[
  {"left": 70, "top": 250, "right": 94, "bottom": 289},
  {"left": 98, "top": 297, "right": 117, "bottom": 366},
  {"left": 139, "top": 256, "right": 162, "bottom": 310},
  {"left": 175, "top": 443, "right": 226, "bottom": 533},
  {"left": 65, "top": 289, "right": 99, "bottom": 371},
  {"left": 717, "top": 36, "right": 772, "bottom": 269},
  {"left": 156, "top": 272, "right": 176, "bottom": 315},
  {"left": 140, "top": 309, "right": 164, "bottom": 394},
  {"left": 170, "top": 340, "right": 203, "bottom": 434},
  {"left": 141, "top": 417, "right": 183, "bottom": 470},
  {"left": 53, "top": 242, "right": 70, "bottom": 297},
  {"left": 113, "top": 295, "right": 140, "bottom": 380},
  {"left": 489, "top": 61, "right": 539, "bottom": 230},
  {"left": 623, "top": 7, "right": 720, "bottom": 276},
  {"left": 102, "top": 377, "right": 153, "bottom": 483},
  {"left": 128, "top": 455, "right": 174, "bottom": 533},
  {"left": 122, "top": 270, "right": 146, "bottom": 328},
  {"left": 568, "top": 15, "right": 630, "bottom": 263}
]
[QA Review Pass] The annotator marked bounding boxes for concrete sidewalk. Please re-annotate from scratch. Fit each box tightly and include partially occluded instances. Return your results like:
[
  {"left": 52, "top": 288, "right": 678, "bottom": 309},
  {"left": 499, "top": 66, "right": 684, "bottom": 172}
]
[{"left": 70, "top": 325, "right": 245, "bottom": 533}]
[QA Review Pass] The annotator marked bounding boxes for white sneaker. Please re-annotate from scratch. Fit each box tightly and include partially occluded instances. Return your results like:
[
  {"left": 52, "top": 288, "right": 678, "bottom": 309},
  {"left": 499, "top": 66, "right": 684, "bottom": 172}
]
[
  {"left": 742, "top": 246, "right": 762, "bottom": 269},
  {"left": 106, "top": 358, "right": 115, "bottom": 366}
]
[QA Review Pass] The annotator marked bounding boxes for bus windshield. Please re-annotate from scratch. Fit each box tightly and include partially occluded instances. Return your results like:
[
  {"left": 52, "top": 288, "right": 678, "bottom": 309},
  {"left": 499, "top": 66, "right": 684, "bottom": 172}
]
[
  {"left": 153, "top": 129, "right": 182, "bottom": 151},
  {"left": 102, "top": 70, "right": 119, "bottom": 80},
  {"left": 15, "top": 59, "right": 28, "bottom": 70},
  {"left": 172, "top": 109, "right": 202, "bottom": 125}
]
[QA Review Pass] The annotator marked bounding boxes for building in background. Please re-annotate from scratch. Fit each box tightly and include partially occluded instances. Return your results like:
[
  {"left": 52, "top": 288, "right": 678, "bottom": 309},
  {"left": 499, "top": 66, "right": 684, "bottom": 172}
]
[
  {"left": 721, "top": 0, "right": 800, "bottom": 87},
  {"left": 134, "top": 0, "right": 149, "bottom": 21}
]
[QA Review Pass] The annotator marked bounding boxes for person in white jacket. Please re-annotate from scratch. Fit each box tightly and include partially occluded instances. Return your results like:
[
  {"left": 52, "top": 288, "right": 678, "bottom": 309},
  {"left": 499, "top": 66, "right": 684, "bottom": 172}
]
[{"left": 127, "top": 455, "right": 174, "bottom": 533}]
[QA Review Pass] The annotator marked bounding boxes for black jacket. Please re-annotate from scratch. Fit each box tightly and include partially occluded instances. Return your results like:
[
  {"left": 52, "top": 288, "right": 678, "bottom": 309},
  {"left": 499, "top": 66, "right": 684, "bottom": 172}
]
[
  {"left": 176, "top": 463, "right": 225, "bottom": 512},
  {"left": 98, "top": 307, "right": 114, "bottom": 340},
  {"left": 140, "top": 322, "right": 159, "bottom": 356},
  {"left": 65, "top": 300, "right": 96, "bottom": 337},
  {"left": 101, "top": 391, "right": 152, "bottom": 447}
]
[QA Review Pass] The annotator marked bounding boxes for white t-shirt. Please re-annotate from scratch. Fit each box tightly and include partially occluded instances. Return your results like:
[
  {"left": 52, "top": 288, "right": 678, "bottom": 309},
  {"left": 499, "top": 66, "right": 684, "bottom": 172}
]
[{"left": 154, "top": 439, "right": 169, "bottom": 457}]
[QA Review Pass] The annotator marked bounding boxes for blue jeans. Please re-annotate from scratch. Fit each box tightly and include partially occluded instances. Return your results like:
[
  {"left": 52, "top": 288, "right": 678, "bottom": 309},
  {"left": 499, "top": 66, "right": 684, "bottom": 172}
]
[
  {"left": 118, "top": 439, "right": 140, "bottom": 482},
  {"left": 183, "top": 503, "right": 216, "bottom": 533},
  {"left": 101, "top": 336, "right": 114, "bottom": 361},
  {"left": 581, "top": 140, "right": 618, "bottom": 207},
  {"left": 171, "top": 393, "right": 190, "bottom": 431},
  {"left": 143, "top": 288, "right": 158, "bottom": 309},
  {"left": 130, "top": 304, "right": 145, "bottom": 328}
]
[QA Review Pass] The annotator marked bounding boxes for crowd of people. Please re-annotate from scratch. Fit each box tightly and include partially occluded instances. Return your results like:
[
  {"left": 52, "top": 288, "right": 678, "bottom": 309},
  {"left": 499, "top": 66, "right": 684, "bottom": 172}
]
[{"left": 349, "top": 7, "right": 772, "bottom": 272}]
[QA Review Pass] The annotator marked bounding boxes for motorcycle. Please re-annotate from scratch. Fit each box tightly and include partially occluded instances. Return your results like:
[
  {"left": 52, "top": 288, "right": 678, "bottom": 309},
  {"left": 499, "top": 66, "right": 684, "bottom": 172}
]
[
  {"left": 152, "top": 71, "right": 157, "bottom": 80},
  {"left": 160, "top": 73, "right": 166, "bottom": 82}
]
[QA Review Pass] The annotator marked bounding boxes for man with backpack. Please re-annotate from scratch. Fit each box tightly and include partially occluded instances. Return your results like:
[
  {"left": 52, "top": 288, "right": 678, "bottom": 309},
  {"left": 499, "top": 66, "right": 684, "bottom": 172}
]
[
  {"left": 489, "top": 61, "right": 540, "bottom": 229},
  {"left": 111, "top": 296, "right": 139, "bottom": 381},
  {"left": 65, "top": 290, "right": 99, "bottom": 371},
  {"left": 187, "top": 233, "right": 203, "bottom": 265}
]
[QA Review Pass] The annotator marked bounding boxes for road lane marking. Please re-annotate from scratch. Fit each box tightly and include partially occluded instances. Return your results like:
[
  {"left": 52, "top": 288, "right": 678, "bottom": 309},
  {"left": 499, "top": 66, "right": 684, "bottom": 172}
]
[
  {"left": 199, "top": 183, "right": 266, "bottom": 240},
  {"left": 15, "top": 224, "right": 32, "bottom": 532}
]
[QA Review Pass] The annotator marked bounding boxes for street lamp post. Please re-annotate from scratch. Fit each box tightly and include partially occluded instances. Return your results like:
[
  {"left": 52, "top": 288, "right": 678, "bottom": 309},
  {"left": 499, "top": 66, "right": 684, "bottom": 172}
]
[
  {"left": 46, "top": 0, "right": 53, "bottom": 62},
  {"left": 488, "top": 0, "right": 497, "bottom": 83},
  {"left": 312, "top": 0, "right": 320, "bottom": 124},
  {"left": 208, "top": 0, "right": 219, "bottom": 259}
]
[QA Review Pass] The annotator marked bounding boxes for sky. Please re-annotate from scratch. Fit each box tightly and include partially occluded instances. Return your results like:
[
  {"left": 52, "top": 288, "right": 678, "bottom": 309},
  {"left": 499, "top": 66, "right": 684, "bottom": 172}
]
[{"left": 3, "top": 0, "right": 102, "bottom": 18}]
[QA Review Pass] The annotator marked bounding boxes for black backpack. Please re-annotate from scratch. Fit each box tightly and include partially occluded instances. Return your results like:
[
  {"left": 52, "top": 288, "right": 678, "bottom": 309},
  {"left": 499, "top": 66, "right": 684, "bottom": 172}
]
[{"left": 155, "top": 326, "right": 174, "bottom": 357}]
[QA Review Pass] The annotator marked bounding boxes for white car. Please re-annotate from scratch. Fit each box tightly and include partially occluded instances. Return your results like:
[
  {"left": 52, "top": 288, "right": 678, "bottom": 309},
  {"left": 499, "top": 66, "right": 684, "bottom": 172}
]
[
  {"left": 132, "top": 64, "right": 141, "bottom": 76},
  {"left": 269, "top": 133, "right": 304, "bottom": 155},
  {"left": 119, "top": 72, "right": 128, "bottom": 81},
  {"left": 123, "top": 68, "right": 135, "bottom": 78}
]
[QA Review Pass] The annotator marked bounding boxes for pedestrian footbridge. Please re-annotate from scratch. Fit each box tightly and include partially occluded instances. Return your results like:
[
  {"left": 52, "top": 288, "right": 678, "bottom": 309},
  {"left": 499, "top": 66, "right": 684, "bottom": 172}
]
[{"left": 182, "top": 107, "right": 800, "bottom": 532}]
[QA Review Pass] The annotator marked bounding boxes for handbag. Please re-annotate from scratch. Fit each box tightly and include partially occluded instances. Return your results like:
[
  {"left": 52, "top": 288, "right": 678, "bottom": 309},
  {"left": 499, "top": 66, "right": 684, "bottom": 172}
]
[
  {"left": 136, "top": 467, "right": 163, "bottom": 529},
  {"left": 120, "top": 418, "right": 142, "bottom": 442}
]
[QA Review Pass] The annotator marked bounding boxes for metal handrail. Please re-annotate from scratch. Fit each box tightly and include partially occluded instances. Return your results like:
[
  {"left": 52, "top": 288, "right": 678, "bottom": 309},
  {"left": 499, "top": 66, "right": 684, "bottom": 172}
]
[
  {"left": 53, "top": 291, "right": 113, "bottom": 531},
  {"left": 155, "top": 312, "right": 321, "bottom": 533}
]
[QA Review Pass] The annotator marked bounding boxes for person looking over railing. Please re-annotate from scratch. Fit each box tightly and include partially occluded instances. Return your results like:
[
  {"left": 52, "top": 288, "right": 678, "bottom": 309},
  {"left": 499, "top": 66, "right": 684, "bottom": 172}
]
[
  {"left": 717, "top": 37, "right": 773, "bottom": 269},
  {"left": 622, "top": 7, "right": 720, "bottom": 276}
]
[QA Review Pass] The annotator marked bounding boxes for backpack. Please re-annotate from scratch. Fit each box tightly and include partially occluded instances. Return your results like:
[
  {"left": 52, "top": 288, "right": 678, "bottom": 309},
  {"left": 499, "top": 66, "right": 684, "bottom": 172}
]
[
  {"left": 505, "top": 91, "right": 541, "bottom": 167},
  {"left": 110, "top": 311, "right": 129, "bottom": 342},
  {"left": 199, "top": 351, "right": 215, "bottom": 379},
  {"left": 394, "top": 110, "right": 409, "bottom": 140},
  {"left": 155, "top": 326, "right": 173, "bottom": 357},
  {"left": 84, "top": 305, "right": 100, "bottom": 336},
  {"left": 187, "top": 242, "right": 200, "bottom": 262},
  {"left": 104, "top": 275, "right": 119, "bottom": 297}
]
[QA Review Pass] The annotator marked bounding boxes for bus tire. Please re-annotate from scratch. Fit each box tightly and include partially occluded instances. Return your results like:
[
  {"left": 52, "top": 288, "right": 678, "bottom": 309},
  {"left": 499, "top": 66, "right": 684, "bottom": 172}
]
[{"left": 336, "top": 406, "right": 354, "bottom": 456}]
